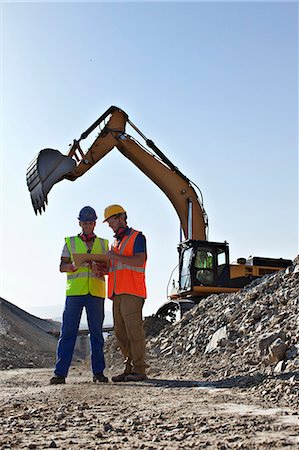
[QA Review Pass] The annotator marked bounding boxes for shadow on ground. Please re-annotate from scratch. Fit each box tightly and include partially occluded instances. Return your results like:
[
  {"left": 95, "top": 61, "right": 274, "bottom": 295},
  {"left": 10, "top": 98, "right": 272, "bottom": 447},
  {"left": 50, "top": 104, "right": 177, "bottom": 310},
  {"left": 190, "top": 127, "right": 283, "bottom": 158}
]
[{"left": 141, "top": 370, "right": 299, "bottom": 390}]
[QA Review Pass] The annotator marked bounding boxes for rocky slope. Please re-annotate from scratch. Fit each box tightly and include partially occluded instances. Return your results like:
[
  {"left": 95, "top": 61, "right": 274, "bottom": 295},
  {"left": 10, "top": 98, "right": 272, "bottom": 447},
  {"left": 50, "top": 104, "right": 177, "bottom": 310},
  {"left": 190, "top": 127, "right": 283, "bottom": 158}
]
[{"left": 0, "top": 298, "right": 60, "bottom": 369}]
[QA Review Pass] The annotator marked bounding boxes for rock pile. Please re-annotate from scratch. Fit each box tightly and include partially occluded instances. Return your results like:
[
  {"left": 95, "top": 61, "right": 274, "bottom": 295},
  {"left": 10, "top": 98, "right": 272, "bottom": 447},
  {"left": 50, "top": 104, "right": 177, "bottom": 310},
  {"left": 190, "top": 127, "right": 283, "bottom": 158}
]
[
  {"left": 105, "top": 257, "right": 299, "bottom": 408},
  {"left": 143, "top": 315, "right": 169, "bottom": 338},
  {"left": 146, "top": 258, "right": 299, "bottom": 407}
]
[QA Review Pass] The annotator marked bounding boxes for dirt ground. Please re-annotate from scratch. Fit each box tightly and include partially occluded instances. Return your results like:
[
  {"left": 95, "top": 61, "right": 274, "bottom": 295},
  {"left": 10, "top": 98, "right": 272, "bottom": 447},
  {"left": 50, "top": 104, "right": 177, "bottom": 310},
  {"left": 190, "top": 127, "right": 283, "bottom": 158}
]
[{"left": 0, "top": 364, "right": 298, "bottom": 450}]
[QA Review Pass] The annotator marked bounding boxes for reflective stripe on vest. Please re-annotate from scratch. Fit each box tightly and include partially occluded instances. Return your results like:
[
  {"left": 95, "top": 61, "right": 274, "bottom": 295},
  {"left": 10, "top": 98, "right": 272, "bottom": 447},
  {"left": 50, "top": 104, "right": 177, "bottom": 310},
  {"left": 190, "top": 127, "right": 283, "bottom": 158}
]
[
  {"left": 65, "top": 236, "right": 108, "bottom": 298},
  {"left": 67, "top": 272, "right": 105, "bottom": 281},
  {"left": 111, "top": 263, "right": 145, "bottom": 273},
  {"left": 108, "top": 229, "right": 146, "bottom": 299}
]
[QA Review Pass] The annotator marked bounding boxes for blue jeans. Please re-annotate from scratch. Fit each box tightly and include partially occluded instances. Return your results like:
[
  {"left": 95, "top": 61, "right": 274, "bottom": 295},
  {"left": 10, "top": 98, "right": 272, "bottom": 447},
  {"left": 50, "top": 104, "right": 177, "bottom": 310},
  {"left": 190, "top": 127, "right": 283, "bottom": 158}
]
[{"left": 54, "top": 294, "right": 105, "bottom": 377}]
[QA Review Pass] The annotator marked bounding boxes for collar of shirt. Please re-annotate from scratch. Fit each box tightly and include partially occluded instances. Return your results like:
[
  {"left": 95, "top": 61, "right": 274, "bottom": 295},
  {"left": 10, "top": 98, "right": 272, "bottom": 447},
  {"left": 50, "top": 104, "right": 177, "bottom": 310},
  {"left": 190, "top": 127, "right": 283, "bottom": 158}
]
[
  {"left": 78, "top": 232, "right": 96, "bottom": 242},
  {"left": 115, "top": 226, "right": 130, "bottom": 242}
]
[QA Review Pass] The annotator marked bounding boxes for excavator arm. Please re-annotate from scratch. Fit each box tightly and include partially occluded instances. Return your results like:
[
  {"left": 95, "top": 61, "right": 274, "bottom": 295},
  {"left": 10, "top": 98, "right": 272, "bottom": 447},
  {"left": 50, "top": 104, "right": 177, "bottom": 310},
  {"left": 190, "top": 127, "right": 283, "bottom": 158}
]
[{"left": 26, "top": 106, "right": 208, "bottom": 240}]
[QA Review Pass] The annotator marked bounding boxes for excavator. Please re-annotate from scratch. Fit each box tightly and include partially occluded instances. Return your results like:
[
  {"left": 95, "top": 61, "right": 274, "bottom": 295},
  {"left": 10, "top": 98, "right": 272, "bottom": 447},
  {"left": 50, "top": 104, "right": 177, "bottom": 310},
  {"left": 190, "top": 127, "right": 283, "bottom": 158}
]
[{"left": 26, "top": 106, "right": 292, "bottom": 320}]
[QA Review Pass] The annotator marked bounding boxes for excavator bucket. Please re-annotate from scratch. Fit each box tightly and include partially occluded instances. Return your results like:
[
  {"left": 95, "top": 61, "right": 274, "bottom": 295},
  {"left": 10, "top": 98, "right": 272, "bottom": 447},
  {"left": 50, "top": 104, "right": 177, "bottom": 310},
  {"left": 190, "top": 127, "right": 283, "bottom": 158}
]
[{"left": 26, "top": 149, "right": 76, "bottom": 215}]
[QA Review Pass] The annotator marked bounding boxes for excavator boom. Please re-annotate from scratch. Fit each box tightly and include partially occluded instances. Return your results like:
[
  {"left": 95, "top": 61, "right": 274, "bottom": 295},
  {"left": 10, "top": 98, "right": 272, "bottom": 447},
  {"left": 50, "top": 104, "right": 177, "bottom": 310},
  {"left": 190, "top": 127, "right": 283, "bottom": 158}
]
[{"left": 26, "top": 106, "right": 208, "bottom": 240}]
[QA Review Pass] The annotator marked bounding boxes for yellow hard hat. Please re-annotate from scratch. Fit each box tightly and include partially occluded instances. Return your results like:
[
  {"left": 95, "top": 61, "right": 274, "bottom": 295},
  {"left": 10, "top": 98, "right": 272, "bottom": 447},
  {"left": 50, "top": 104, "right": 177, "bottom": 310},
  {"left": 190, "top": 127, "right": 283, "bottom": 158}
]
[{"left": 103, "top": 204, "right": 126, "bottom": 222}]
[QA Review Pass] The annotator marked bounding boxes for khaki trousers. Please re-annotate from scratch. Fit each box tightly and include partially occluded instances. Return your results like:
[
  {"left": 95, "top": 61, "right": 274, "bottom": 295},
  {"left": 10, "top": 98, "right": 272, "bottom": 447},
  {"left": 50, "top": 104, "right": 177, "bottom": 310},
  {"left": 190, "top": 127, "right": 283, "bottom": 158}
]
[{"left": 112, "top": 294, "right": 147, "bottom": 375}]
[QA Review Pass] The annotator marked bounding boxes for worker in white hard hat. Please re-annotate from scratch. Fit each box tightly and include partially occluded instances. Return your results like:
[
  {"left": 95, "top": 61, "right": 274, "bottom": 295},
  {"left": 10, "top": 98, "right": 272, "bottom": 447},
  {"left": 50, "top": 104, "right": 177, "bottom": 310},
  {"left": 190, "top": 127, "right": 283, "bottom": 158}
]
[
  {"left": 103, "top": 204, "right": 148, "bottom": 382},
  {"left": 50, "top": 206, "right": 109, "bottom": 385}
]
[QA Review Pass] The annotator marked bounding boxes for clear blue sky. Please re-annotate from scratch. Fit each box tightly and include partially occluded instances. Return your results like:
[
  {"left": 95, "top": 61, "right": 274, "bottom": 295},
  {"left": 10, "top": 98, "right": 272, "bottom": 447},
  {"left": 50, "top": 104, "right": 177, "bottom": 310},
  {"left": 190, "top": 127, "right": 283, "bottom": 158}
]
[{"left": 1, "top": 1, "right": 298, "bottom": 320}]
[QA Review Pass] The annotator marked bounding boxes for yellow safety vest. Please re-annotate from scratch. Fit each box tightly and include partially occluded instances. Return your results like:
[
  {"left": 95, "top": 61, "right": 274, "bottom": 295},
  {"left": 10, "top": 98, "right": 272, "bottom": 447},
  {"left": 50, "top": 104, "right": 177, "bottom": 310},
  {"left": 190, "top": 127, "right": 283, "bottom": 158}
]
[{"left": 65, "top": 236, "right": 108, "bottom": 298}]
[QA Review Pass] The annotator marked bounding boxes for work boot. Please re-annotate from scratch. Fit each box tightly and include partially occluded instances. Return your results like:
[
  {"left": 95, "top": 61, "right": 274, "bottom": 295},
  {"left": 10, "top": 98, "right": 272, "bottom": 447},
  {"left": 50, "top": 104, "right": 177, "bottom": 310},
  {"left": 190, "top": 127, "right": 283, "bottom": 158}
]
[
  {"left": 93, "top": 373, "right": 109, "bottom": 383},
  {"left": 50, "top": 375, "right": 65, "bottom": 385},
  {"left": 125, "top": 373, "right": 147, "bottom": 382},
  {"left": 111, "top": 372, "right": 130, "bottom": 383}
]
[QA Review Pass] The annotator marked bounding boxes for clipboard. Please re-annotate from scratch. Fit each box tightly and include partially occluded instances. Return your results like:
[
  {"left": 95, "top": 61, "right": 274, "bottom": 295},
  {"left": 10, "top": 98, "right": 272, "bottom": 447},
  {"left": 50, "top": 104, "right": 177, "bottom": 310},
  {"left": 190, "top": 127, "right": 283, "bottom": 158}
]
[{"left": 72, "top": 253, "right": 109, "bottom": 267}]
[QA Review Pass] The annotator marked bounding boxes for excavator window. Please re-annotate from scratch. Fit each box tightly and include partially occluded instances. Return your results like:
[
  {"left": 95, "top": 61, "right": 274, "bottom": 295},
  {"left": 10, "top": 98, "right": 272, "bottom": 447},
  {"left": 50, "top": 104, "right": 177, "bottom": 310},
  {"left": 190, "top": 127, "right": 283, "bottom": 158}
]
[
  {"left": 179, "top": 247, "right": 193, "bottom": 291},
  {"left": 217, "top": 251, "right": 226, "bottom": 266},
  {"left": 195, "top": 250, "right": 213, "bottom": 268},
  {"left": 194, "top": 250, "right": 214, "bottom": 284},
  {"left": 216, "top": 249, "right": 228, "bottom": 284}
]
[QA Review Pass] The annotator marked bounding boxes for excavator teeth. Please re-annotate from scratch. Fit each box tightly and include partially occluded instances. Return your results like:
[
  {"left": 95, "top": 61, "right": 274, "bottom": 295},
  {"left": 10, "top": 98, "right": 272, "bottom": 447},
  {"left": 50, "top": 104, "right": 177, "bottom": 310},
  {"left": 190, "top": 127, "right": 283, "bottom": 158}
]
[
  {"left": 26, "top": 148, "right": 76, "bottom": 215},
  {"left": 26, "top": 155, "right": 43, "bottom": 214}
]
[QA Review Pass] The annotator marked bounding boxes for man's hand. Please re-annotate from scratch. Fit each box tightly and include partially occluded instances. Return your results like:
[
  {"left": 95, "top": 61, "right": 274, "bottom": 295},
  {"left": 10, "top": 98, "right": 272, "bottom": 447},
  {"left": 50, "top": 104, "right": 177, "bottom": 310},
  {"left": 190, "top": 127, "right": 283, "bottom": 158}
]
[
  {"left": 69, "top": 263, "right": 77, "bottom": 272},
  {"left": 90, "top": 261, "right": 109, "bottom": 278},
  {"left": 60, "top": 259, "right": 77, "bottom": 273},
  {"left": 107, "top": 250, "right": 118, "bottom": 261}
]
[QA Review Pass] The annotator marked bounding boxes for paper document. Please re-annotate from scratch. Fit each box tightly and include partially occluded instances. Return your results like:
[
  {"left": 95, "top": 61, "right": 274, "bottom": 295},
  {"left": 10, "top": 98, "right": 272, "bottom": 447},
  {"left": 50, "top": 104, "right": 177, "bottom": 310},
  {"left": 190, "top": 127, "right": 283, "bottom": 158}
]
[{"left": 72, "top": 253, "right": 109, "bottom": 267}]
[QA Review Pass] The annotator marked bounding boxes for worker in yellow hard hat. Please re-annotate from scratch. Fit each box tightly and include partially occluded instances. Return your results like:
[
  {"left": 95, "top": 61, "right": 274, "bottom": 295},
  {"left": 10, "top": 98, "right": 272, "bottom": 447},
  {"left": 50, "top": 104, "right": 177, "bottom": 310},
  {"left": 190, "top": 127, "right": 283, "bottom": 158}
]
[
  {"left": 103, "top": 204, "right": 127, "bottom": 222},
  {"left": 103, "top": 204, "right": 148, "bottom": 382}
]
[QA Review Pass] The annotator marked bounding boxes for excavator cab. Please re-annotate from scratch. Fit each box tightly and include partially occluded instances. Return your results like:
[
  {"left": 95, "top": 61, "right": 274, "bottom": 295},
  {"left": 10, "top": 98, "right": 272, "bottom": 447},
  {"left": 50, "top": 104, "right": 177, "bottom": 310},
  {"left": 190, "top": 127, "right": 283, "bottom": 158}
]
[
  {"left": 177, "top": 240, "right": 231, "bottom": 296},
  {"left": 176, "top": 239, "right": 292, "bottom": 300},
  {"left": 155, "top": 240, "right": 232, "bottom": 322}
]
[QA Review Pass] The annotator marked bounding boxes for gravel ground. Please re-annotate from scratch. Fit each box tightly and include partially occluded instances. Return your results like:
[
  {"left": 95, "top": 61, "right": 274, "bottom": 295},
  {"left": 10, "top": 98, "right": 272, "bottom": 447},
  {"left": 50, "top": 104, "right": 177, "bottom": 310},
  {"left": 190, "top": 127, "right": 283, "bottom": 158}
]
[{"left": 0, "top": 365, "right": 298, "bottom": 450}]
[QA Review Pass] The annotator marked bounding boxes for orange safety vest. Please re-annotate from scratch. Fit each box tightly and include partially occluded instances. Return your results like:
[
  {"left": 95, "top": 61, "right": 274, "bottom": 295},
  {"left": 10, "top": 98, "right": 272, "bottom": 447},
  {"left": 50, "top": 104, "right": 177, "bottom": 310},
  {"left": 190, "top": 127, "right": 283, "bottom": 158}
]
[{"left": 108, "top": 229, "right": 146, "bottom": 300}]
